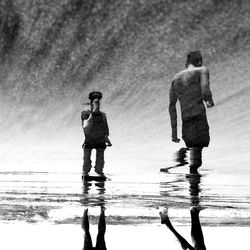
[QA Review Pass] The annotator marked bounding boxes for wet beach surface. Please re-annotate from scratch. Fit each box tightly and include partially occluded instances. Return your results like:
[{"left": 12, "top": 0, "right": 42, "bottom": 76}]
[{"left": 0, "top": 166, "right": 249, "bottom": 227}]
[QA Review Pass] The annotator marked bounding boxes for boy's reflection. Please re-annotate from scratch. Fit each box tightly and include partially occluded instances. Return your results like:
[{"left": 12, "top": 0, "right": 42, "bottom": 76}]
[
  {"left": 82, "top": 208, "right": 106, "bottom": 250},
  {"left": 83, "top": 181, "right": 106, "bottom": 195},
  {"left": 82, "top": 181, "right": 106, "bottom": 208}
]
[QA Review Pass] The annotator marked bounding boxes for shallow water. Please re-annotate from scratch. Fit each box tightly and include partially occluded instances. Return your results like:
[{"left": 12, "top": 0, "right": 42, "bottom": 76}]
[
  {"left": 1, "top": 152, "right": 250, "bottom": 250},
  {"left": 1, "top": 160, "right": 249, "bottom": 227}
]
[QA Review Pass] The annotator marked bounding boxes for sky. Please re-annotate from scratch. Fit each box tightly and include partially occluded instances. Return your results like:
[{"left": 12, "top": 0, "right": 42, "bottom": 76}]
[{"left": 0, "top": 0, "right": 250, "bottom": 173}]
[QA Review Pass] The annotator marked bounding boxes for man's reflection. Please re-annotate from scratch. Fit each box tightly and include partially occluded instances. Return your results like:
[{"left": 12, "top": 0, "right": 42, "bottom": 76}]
[
  {"left": 82, "top": 208, "right": 107, "bottom": 250},
  {"left": 186, "top": 173, "right": 201, "bottom": 206},
  {"left": 159, "top": 149, "right": 207, "bottom": 250},
  {"left": 160, "top": 147, "right": 189, "bottom": 172},
  {"left": 160, "top": 147, "right": 205, "bottom": 174},
  {"left": 160, "top": 206, "right": 206, "bottom": 250}
]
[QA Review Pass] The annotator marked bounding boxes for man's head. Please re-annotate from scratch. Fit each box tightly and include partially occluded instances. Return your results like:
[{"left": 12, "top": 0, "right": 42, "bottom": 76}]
[
  {"left": 185, "top": 51, "right": 203, "bottom": 68},
  {"left": 89, "top": 91, "right": 102, "bottom": 112}
]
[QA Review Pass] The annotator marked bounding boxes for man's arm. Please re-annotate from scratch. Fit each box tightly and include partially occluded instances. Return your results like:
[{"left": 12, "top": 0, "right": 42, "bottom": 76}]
[
  {"left": 201, "top": 67, "right": 214, "bottom": 108},
  {"left": 169, "top": 81, "right": 180, "bottom": 142}
]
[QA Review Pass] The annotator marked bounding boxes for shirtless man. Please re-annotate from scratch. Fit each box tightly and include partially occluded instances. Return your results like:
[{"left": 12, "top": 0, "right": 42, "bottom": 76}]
[{"left": 169, "top": 51, "right": 214, "bottom": 173}]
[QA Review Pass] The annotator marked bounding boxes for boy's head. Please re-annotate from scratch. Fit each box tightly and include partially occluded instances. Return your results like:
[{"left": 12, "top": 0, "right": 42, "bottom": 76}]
[
  {"left": 185, "top": 51, "right": 203, "bottom": 68},
  {"left": 89, "top": 91, "right": 102, "bottom": 102},
  {"left": 89, "top": 91, "right": 102, "bottom": 111}
]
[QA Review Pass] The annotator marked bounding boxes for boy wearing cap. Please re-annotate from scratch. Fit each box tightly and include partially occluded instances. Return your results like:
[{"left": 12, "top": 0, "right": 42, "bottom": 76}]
[{"left": 81, "top": 91, "right": 112, "bottom": 177}]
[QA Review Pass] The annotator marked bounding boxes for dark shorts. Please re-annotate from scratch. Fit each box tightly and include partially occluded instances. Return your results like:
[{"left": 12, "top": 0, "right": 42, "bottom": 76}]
[
  {"left": 182, "top": 115, "right": 210, "bottom": 148},
  {"left": 83, "top": 142, "right": 106, "bottom": 150}
]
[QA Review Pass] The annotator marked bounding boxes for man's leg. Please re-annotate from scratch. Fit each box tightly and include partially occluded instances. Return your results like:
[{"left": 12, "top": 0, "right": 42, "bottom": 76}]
[
  {"left": 176, "top": 147, "right": 189, "bottom": 166},
  {"left": 190, "top": 207, "right": 206, "bottom": 250},
  {"left": 82, "top": 209, "right": 93, "bottom": 250},
  {"left": 186, "top": 173, "right": 201, "bottom": 207},
  {"left": 95, "top": 149, "right": 105, "bottom": 175},
  {"left": 189, "top": 147, "right": 203, "bottom": 174},
  {"left": 83, "top": 148, "right": 92, "bottom": 175},
  {"left": 95, "top": 208, "right": 107, "bottom": 250},
  {"left": 160, "top": 209, "right": 194, "bottom": 250}
]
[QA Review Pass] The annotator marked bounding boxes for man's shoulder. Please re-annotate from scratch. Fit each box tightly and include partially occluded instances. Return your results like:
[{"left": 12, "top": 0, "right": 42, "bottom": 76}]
[
  {"left": 173, "top": 67, "right": 208, "bottom": 80},
  {"left": 172, "top": 68, "right": 190, "bottom": 80},
  {"left": 191, "top": 66, "right": 208, "bottom": 72},
  {"left": 200, "top": 66, "right": 209, "bottom": 74},
  {"left": 191, "top": 66, "right": 209, "bottom": 74},
  {"left": 172, "top": 70, "right": 185, "bottom": 83}
]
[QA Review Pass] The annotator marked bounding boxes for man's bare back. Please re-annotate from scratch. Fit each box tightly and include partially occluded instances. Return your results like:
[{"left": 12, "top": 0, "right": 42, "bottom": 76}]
[
  {"left": 169, "top": 51, "right": 214, "bottom": 145},
  {"left": 171, "top": 66, "right": 214, "bottom": 120}
]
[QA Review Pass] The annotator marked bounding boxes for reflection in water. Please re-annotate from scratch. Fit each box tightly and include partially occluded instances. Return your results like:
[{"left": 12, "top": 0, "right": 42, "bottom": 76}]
[
  {"left": 159, "top": 148, "right": 204, "bottom": 209},
  {"left": 160, "top": 147, "right": 189, "bottom": 172},
  {"left": 159, "top": 148, "right": 207, "bottom": 249},
  {"left": 186, "top": 174, "right": 201, "bottom": 207},
  {"left": 175, "top": 148, "right": 189, "bottom": 166},
  {"left": 82, "top": 180, "right": 106, "bottom": 208},
  {"left": 160, "top": 206, "right": 206, "bottom": 250},
  {"left": 0, "top": 170, "right": 249, "bottom": 226},
  {"left": 160, "top": 147, "right": 204, "bottom": 174},
  {"left": 82, "top": 208, "right": 107, "bottom": 250}
]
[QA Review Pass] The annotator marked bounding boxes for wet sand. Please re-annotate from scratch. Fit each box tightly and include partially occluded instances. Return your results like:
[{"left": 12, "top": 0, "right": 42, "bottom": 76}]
[
  {"left": 0, "top": 223, "right": 249, "bottom": 250},
  {"left": 0, "top": 170, "right": 249, "bottom": 226}
]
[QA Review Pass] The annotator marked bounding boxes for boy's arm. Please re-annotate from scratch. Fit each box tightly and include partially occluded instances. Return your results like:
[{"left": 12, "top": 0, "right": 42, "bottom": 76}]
[
  {"left": 81, "top": 111, "right": 93, "bottom": 133},
  {"left": 201, "top": 67, "right": 214, "bottom": 108},
  {"left": 169, "top": 81, "right": 180, "bottom": 143},
  {"left": 103, "top": 113, "right": 112, "bottom": 146},
  {"left": 102, "top": 113, "right": 109, "bottom": 136}
]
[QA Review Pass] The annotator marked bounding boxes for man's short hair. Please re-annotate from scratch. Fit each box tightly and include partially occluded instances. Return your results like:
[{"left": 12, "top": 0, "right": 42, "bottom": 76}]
[
  {"left": 186, "top": 51, "right": 203, "bottom": 67},
  {"left": 89, "top": 91, "right": 102, "bottom": 101}
]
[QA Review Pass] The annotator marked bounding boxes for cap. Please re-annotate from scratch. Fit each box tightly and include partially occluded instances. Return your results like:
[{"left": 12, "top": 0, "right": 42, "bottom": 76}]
[{"left": 89, "top": 91, "right": 102, "bottom": 101}]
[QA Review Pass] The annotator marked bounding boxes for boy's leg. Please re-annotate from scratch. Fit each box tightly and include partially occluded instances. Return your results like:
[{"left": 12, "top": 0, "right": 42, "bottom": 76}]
[
  {"left": 83, "top": 148, "right": 92, "bottom": 175},
  {"left": 82, "top": 209, "right": 93, "bottom": 250},
  {"left": 95, "top": 208, "right": 107, "bottom": 250},
  {"left": 160, "top": 209, "right": 194, "bottom": 250},
  {"left": 190, "top": 207, "right": 206, "bottom": 250},
  {"left": 95, "top": 149, "right": 105, "bottom": 175},
  {"left": 189, "top": 147, "right": 203, "bottom": 174}
]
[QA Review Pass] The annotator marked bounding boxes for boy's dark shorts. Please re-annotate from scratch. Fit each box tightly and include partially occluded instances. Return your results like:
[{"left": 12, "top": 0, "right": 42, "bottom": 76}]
[
  {"left": 82, "top": 142, "right": 106, "bottom": 150},
  {"left": 182, "top": 115, "right": 210, "bottom": 148}
]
